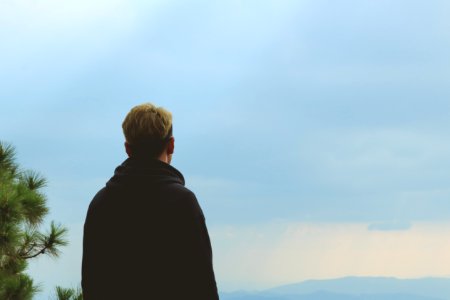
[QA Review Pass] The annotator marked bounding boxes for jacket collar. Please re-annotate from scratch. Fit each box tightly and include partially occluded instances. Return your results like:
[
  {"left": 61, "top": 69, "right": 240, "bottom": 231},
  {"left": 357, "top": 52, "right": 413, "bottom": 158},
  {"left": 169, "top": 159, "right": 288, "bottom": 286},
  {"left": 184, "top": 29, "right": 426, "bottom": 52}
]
[{"left": 106, "top": 156, "right": 185, "bottom": 187}]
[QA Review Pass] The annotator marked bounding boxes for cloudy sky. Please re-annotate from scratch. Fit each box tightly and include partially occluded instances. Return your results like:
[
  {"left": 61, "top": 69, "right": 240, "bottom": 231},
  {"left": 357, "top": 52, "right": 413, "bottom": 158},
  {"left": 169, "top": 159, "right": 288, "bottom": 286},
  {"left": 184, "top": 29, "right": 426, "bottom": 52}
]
[{"left": 2, "top": 0, "right": 450, "bottom": 298}]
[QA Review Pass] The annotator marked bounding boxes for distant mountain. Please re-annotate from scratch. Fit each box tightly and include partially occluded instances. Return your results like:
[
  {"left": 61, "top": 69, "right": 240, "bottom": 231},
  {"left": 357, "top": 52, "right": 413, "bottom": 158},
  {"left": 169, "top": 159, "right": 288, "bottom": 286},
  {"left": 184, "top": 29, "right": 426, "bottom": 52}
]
[
  {"left": 220, "top": 291, "right": 444, "bottom": 300},
  {"left": 220, "top": 277, "right": 450, "bottom": 300}
]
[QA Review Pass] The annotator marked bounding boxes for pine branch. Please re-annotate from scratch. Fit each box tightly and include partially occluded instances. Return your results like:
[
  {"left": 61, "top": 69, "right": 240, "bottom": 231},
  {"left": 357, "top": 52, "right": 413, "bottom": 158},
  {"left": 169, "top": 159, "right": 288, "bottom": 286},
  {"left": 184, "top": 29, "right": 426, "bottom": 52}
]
[
  {"left": 0, "top": 142, "right": 17, "bottom": 173},
  {"left": 19, "top": 222, "right": 68, "bottom": 260},
  {"left": 18, "top": 187, "right": 49, "bottom": 226},
  {"left": 54, "top": 285, "right": 83, "bottom": 300},
  {"left": 19, "top": 170, "right": 47, "bottom": 191},
  {"left": 55, "top": 286, "right": 75, "bottom": 300}
]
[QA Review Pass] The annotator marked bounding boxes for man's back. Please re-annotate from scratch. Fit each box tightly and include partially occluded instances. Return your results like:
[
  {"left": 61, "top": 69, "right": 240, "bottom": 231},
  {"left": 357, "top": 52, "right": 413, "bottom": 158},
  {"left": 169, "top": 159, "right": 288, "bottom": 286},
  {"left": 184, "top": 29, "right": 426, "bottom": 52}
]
[{"left": 82, "top": 157, "right": 219, "bottom": 299}]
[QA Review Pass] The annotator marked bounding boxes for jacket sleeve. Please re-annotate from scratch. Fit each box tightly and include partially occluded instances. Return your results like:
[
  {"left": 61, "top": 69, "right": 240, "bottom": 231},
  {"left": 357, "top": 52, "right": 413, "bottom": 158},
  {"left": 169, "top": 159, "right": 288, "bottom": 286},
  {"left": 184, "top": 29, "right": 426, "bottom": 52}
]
[{"left": 178, "top": 192, "right": 219, "bottom": 300}]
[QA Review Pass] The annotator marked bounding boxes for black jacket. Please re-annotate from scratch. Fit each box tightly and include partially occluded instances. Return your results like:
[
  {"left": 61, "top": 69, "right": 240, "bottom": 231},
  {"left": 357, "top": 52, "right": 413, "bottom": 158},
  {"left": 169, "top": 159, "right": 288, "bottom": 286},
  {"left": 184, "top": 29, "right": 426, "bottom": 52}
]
[{"left": 82, "top": 157, "right": 219, "bottom": 299}]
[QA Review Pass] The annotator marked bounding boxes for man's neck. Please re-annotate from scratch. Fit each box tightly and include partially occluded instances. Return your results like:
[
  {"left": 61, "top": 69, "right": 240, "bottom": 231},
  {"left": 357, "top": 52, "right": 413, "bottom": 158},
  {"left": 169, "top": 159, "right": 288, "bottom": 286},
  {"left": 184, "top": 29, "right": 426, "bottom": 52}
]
[{"left": 158, "top": 153, "right": 170, "bottom": 164}]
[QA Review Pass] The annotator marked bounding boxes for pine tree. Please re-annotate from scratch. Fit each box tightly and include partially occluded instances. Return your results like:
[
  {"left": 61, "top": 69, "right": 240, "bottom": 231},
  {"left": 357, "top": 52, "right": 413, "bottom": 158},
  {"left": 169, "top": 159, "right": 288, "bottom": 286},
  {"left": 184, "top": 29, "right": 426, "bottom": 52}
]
[
  {"left": 54, "top": 286, "right": 83, "bottom": 300},
  {"left": 0, "top": 141, "right": 68, "bottom": 300}
]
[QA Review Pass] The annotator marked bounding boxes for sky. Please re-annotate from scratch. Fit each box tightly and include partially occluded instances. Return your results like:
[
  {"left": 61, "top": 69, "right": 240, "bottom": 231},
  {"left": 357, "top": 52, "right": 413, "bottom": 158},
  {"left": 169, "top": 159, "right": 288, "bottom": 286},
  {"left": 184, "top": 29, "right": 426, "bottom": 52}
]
[{"left": 1, "top": 0, "right": 450, "bottom": 298}]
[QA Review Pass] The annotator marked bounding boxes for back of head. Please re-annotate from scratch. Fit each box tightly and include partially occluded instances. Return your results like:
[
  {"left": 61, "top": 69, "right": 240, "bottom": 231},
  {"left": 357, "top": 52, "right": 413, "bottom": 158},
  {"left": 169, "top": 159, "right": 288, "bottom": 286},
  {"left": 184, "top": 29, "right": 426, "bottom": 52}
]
[{"left": 122, "top": 103, "right": 173, "bottom": 158}]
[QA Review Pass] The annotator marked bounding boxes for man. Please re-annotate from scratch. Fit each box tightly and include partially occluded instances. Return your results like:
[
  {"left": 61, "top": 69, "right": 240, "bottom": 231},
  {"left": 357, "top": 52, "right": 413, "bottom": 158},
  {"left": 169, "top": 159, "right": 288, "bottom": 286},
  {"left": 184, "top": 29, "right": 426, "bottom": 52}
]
[{"left": 82, "top": 103, "right": 219, "bottom": 299}]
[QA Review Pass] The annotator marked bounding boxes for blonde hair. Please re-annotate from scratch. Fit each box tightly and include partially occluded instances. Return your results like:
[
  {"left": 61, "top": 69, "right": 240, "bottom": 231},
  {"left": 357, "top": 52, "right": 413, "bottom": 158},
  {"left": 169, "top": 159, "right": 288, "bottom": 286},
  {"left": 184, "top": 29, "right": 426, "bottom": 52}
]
[{"left": 122, "top": 103, "right": 173, "bottom": 146}]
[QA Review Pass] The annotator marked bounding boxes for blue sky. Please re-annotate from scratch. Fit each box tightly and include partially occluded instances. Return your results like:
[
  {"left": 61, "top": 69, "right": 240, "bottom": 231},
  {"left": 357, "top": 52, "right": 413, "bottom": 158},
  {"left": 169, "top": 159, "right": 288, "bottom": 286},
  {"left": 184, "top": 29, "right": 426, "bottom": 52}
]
[{"left": 2, "top": 0, "right": 450, "bottom": 298}]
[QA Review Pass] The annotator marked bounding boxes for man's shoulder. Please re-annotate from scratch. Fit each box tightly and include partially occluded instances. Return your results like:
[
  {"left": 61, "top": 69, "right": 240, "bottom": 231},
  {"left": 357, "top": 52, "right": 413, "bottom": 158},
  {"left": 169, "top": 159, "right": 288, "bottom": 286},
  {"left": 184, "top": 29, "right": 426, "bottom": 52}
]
[
  {"left": 164, "top": 184, "right": 204, "bottom": 218},
  {"left": 164, "top": 182, "right": 194, "bottom": 197},
  {"left": 87, "top": 182, "right": 204, "bottom": 218},
  {"left": 85, "top": 186, "right": 109, "bottom": 217}
]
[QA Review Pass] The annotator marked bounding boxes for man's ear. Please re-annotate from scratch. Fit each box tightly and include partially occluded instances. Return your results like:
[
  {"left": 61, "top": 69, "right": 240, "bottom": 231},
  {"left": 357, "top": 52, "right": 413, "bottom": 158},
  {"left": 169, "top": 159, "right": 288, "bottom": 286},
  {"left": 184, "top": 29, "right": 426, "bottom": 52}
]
[
  {"left": 167, "top": 137, "right": 175, "bottom": 155},
  {"left": 124, "top": 142, "right": 132, "bottom": 157}
]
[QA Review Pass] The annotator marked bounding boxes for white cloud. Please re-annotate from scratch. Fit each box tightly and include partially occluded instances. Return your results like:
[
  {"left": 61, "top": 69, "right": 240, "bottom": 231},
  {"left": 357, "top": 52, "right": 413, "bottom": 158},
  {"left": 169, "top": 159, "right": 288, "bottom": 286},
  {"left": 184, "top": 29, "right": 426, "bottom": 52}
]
[
  {"left": 294, "top": 128, "right": 450, "bottom": 191},
  {"left": 0, "top": 0, "right": 169, "bottom": 86},
  {"left": 211, "top": 221, "right": 450, "bottom": 291},
  {"left": 0, "top": 0, "right": 137, "bottom": 60},
  {"left": 0, "top": 0, "right": 136, "bottom": 34}
]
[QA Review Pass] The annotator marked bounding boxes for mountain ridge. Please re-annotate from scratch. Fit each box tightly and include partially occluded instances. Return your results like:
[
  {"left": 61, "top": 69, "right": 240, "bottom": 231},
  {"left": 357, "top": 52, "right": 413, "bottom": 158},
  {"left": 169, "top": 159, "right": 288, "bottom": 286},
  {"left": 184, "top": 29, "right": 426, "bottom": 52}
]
[{"left": 220, "top": 276, "right": 450, "bottom": 300}]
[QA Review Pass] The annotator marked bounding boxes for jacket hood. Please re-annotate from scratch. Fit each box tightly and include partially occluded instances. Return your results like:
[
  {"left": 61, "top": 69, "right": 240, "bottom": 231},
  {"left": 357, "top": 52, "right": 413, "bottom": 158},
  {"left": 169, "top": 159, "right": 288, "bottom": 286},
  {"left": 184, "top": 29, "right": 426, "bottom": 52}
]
[{"left": 106, "top": 157, "right": 185, "bottom": 188}]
